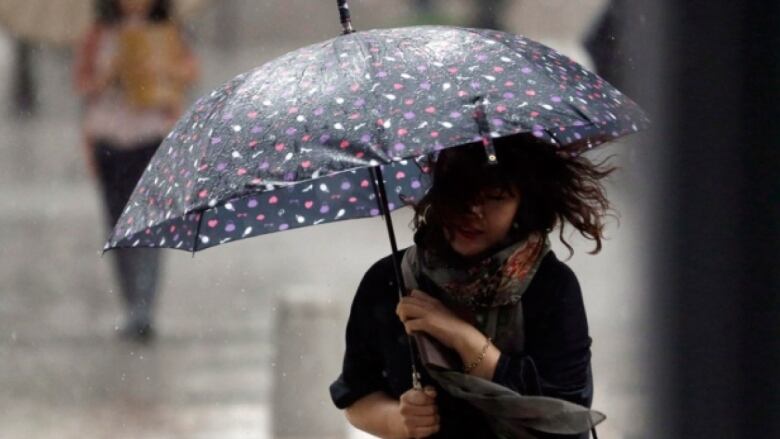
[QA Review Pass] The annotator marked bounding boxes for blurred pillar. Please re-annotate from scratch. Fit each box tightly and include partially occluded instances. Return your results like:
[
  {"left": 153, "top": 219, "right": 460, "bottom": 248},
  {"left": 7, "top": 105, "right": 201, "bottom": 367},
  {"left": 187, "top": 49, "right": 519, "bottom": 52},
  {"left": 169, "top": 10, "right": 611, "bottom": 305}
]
[
  {"left": 642, "top": 0, "right": 780, "bottom": 437},
  {"left": 11, "top": 39, "right": 36, "bottom": 117},
  {"left": 272, "top": 291, "right": 347, "bottom": 439},
  {"left": 472, "top": 0, "right": 508, "bottom": 30}
]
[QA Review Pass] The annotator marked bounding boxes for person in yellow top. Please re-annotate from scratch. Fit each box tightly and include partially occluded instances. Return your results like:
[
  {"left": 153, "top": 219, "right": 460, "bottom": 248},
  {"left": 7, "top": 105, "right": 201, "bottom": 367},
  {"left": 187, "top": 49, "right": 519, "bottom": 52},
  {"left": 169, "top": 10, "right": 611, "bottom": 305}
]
[{"left": 74, "top": 0, "right": 198, "bottom": 342}]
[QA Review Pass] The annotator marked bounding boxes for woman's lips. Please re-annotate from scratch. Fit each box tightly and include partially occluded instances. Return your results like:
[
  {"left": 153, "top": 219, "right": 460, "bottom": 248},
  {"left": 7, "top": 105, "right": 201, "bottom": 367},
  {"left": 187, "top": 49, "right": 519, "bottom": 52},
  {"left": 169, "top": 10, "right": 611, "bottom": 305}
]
[{"left": 454, "top": 225, "right": 484, "bottom": 240}]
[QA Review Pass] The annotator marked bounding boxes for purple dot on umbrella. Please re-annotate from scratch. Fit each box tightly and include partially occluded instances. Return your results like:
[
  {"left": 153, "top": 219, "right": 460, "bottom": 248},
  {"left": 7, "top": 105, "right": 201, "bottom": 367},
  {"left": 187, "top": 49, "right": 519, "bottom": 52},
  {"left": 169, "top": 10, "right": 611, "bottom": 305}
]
[
  {"left": 225, "top": 223, "right": 236, "bottom": 232},
  {"left": 259, "top": 162, "right": 270, "bottom": 170},
  {"left": 411, "top": 180, "right": 422, "bottom": 189},
  {"left": 420, "top": 82, "right": 431, "bottom": 90},
  {"left": 279, "top": 224, "right": 289, "bottom": 231},
  {"left": 370, "top": 208, "right": 380, "bottom": 216},
  {"left": 533, "top": 124, "right": 544, "bottom": 131},
  {"left": 476, "top": 54, "right": 488, "bottom": 61},
  {"left": 404, "top": 112, "right": 416, "bottom": 120},
  {"left": 222, "top": 114, "right": 233, "bottom": 120},
  {"left": 417, "top": 65, "right": 427, "bottom": 72},
  {"left": 211, "top": 137, "right": 222, "bottom": 145},
  {"left": 377, "top": 71, "right": 388, "bottom": 78},
  {"left": 251, "top": 126, "right": 263, "bottom": 134},
  {"left": 284, "top": 172, "right": 296, "bottom": 181},
  {"left": 248, "top": 199, "right": 258, "bottom": 208},
  {"left": 360, "top": 134, "right": 371, "bottom": 143},
  {"left": 388, "top": 203, "right": 396, "bottom": 210},
  {"left": 394, "top": 143, "right": 406, "bottom": 151},
  {"left": 216, "top": 162, "right": 227, "bottom": 171},
  {"left": 533, "top": 130, "right": 545, "bottom": 138},
  {"left": 551, "top": 96, "right": 563, "bottom": 103},
  {"left": 320, "top": 133, "right": 331, "bottom": 144},
  {"left": 286, "top": 127, "right": 297, "bottom": 135},
  {"left": 492, "top": 118, "right": 504, "bottom": 127},
  {"left": 320, "top": 205, "right": 330, "bottom": 214},
  {"left": 471, "top": 82, "right": 481, "bottom": 90},
  {"left": 574, "top": 132, "right": 583, "bottom": 140},
  {"left": 503, "top": 92, "right": 515, "bottom": 99},
  {"left": 341, "top": 181, "right": 351, "bottom": 190},
  {"left": 354, "top": 98, "right": 365, "bottom": 107},
  {"left": 450, "top": 112, "right": 462, "bottom": 119},
  {"left": 314, "top": 107, "right": 325, "bottom": 116},
  {"left": 521, "top": 67, "right": 533, "bottom": 74},
  {"left": 573, "top": 120, "right": 585, "bottom": 126},
  {"left": 173, "top": 234, "right": 180, "bottom": 241}
]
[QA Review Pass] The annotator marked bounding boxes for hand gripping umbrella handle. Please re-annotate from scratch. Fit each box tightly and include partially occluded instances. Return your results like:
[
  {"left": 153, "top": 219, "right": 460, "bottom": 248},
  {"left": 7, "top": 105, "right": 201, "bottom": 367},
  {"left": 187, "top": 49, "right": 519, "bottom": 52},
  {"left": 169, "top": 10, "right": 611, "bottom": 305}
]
[
  {"left": 336, "top": 0, "right": 355, "bottom": 34},
  {"left": 369, "top": 166, "right": 423, "bottom": 390}
]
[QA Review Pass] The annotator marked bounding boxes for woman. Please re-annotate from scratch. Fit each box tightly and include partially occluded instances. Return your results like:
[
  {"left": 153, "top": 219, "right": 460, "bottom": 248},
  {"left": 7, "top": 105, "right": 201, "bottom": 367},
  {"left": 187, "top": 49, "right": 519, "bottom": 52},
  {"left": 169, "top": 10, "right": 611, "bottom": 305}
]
[
  {"left": 331, "top": 135, "right": 612, "bottom": 438},
  {"left": 74, "top": 0, "right": 198, "bottom": 342}
]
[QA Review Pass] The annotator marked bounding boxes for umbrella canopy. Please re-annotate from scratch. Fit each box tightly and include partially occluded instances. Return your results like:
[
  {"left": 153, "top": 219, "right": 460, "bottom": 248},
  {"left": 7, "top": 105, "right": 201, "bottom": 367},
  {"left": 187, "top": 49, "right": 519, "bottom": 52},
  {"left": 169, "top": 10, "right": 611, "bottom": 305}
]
[
  {"left": 105, "top": 24, "right": 648, "bottom": 253},
  {"left": 0, "top": 0, "right": 208, "bottom": 46}
]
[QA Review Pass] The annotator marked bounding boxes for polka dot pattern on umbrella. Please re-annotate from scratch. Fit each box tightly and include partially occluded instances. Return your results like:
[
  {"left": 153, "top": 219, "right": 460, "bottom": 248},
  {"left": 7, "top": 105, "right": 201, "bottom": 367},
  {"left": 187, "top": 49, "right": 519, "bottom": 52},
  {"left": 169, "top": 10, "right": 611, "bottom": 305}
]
[{"left": 106, "top": 26, "right": 649, "bottom": 252}]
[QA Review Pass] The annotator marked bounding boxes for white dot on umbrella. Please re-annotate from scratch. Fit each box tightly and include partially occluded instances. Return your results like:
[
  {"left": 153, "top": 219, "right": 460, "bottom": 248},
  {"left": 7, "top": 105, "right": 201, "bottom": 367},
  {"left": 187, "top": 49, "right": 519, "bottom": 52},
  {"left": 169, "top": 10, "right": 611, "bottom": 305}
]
[
  {"left": 501, "top": 56, "right": 512, "bottom": 62},
  {"left": 334, "top": 123, "right": 345, "bottom": 130},
  {"left": 383, "top": 119, "right": 392, "bottom": 129},
  {"left": 232, "top": 151, "right": 243, "bottom": 158},
  {"left": 369, "top": 160, "right": 379, "bottom": 166},
  {"left": 335, "top": 209, "right": 346, "bottom": 219},
  {"left": 296, "top": 215, "right": 306, "bottom": 224},
  {"left": 225, "top": 202, "right": 235, "bottom": 211},
  {"left": 335, "top": 97, "right": 345, "bottom": 104},
  {"left": 296, "top": 115, "right": 306, "bottom": 122},
  {"left": 542, "top": 104, "right": 554, "bottom": 110},
  {"left": 263, "top": 100, "right": 272, "bottom": 106},
  {"left": 159, "top": 238, "right": 166, "bottom": 246},
  {"left": 208, "top": 199, "right": 218, "bottom": 207},
  {"left": 442, "top": 83, "right": 451, "bottom": 91},
  {"left": 285, "top": 152, "right": 293, "bottom": 161},
  {"left": 232, "top": 125, "right": 242, "bottom": 132},
  {"left": 200, "top": 236, "right": 210, "bottom": 244},
  {"left": 243, "top": 227, "right": 253, "bottom": 237},
  {"left": 483, "top": 75, "right": 496, "bottom": 81},
  {"left": 439, "top": 121, "right": 453, "bottom": 128},
  {"left": 384, "top": 94, "right": 396, "bottom": 101},
  {"left": 320, "top": 184, "right": 330, "bottom": 193}
]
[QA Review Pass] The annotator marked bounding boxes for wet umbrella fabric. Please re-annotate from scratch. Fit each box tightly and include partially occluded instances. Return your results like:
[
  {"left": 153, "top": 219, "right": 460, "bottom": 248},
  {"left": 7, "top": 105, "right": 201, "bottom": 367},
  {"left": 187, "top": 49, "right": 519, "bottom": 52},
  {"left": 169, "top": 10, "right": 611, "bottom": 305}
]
[{"left": 105, "top": 25, "right": 648, "bottom": 252}]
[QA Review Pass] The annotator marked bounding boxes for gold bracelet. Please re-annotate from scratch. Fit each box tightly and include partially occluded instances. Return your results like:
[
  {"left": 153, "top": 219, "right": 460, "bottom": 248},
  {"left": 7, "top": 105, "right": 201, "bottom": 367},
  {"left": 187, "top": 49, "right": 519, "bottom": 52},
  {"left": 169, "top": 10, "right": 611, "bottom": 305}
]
[{"left": 464, "top": 336, "right": 492, "bottom": 374}]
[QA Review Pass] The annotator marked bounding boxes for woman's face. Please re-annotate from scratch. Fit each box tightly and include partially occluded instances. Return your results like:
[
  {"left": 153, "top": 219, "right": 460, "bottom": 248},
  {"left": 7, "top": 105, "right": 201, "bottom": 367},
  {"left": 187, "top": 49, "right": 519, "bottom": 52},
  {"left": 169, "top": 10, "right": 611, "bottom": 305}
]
[
  {"left": 445, "top": 186, "right": 521, "bottom": 258},
  {"left": 119, "top": 0, "right": 154, "bottom": 17}
]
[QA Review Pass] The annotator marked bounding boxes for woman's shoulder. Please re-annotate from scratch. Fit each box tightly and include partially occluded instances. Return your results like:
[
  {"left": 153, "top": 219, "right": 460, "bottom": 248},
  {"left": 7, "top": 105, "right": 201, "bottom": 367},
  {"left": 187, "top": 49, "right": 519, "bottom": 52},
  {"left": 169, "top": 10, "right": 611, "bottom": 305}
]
[{"left": 528, "top": 250, "right": 581, "bottom": 299}]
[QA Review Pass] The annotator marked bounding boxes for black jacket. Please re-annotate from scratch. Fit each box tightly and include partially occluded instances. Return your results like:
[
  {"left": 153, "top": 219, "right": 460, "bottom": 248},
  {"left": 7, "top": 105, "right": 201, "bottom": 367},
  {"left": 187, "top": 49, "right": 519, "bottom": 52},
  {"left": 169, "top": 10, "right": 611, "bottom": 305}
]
[{"left": 330, "top": 250, "right": 593, "bottom": 438}]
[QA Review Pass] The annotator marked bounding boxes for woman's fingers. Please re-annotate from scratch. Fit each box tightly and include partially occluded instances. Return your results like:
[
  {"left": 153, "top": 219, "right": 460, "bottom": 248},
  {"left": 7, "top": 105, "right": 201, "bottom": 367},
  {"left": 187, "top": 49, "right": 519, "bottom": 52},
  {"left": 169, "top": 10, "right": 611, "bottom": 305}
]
[
  {"left": 396, "top": 299, "right": 430, "bottom": 322},
  {"left": 399, "top": 388, "right": 440, "bottom": 438},
  {"left": 408, "top": 423, "right": 440, "bottom": 438},
  {"left": 410, "top": 289, "right": 439, "bottom": 304}
]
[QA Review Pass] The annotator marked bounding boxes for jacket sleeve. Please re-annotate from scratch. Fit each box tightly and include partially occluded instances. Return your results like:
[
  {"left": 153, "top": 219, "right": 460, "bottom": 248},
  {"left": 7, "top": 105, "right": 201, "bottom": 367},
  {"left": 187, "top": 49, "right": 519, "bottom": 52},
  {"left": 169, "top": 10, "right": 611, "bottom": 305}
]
[
  {"left": 329, "top": 263, "right": 388, "bottom": 409},
  {"left": 491, "top": 261, "right": 593, "bottom": 409}
]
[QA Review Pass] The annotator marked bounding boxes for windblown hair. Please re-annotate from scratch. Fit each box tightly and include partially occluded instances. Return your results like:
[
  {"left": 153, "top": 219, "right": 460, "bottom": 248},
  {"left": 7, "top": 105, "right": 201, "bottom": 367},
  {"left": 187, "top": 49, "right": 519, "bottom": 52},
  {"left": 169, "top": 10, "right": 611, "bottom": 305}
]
[
  {"left": 97, "top": 0, "right": 172, "bottom": 23},
  {"left": 413, "top": 134, "right": 617, "bottom": 257}
]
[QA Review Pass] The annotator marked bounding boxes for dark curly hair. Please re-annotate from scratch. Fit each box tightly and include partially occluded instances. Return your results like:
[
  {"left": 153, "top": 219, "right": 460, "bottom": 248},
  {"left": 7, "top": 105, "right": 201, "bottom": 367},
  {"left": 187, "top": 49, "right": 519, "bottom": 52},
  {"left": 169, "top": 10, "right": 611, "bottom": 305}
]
[
  {"left": 96, "top": 0, "right": 172, "bottom": 24},
  {"left": 412, "top": 134, "right": 617, "bottom": 257}
]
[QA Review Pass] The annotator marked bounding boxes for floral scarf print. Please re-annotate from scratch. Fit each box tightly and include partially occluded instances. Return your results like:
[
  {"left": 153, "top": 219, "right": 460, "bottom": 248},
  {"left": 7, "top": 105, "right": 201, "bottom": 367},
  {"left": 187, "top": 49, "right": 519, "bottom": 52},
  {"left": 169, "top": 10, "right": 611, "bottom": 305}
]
[{"left": 410, "top": 232, "right": 550, "bottom": 310}]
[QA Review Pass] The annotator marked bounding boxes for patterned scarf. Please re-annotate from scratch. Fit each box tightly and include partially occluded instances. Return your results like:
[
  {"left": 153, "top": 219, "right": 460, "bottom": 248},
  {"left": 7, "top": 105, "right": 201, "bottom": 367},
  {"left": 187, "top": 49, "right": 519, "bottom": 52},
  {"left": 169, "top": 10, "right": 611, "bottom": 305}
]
[{"left": 407, "top": 232, "right": 550, "bottom": 310}]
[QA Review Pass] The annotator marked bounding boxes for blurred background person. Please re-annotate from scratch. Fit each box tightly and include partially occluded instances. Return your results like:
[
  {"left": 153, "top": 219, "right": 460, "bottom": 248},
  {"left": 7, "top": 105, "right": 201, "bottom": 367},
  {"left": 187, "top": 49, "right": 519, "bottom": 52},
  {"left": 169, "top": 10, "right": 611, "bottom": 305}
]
[{"left": 73, "top": 0, "right": 198, "bottom": 342}]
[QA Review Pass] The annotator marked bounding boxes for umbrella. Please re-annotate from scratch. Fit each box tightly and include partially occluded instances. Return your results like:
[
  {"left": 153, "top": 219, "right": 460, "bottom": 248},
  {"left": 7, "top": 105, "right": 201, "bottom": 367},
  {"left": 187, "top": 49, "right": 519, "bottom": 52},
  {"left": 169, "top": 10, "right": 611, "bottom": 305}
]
[
  {"left": 105, "top": 0, "right": 647, "bottom": 433},
  {"left": 0, "top": 0, "right": 208, "bottom": 46}
]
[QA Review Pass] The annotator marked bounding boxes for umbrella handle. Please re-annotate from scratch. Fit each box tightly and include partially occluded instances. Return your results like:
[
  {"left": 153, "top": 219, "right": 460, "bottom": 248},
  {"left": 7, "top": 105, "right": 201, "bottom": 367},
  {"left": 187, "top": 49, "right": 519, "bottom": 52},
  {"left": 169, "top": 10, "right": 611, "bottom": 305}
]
[
  {"left": 337, "top": 0, "right": 355, "bottom": 34},
  {"left": 369, "top": 166, "right": 423, "bottom": 391}
]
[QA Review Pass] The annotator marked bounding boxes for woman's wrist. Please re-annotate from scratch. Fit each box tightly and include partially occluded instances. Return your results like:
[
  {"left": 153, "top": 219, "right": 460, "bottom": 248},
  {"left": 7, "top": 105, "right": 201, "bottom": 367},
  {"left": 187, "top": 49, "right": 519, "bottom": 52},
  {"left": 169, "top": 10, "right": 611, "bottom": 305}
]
[
  {"left": 454, "top": 327, "right": 501, "bottom": 379},
  {"left": 383, "top": 402, "right": 408, "bottom": 439}
]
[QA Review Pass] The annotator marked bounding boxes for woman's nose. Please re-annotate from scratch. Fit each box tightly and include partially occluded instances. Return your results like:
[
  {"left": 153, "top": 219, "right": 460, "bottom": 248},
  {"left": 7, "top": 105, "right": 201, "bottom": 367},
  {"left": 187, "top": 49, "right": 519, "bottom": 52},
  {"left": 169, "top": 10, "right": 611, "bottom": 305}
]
[{"left": 470, "top": 204, "right": 484, "bottom": 218}]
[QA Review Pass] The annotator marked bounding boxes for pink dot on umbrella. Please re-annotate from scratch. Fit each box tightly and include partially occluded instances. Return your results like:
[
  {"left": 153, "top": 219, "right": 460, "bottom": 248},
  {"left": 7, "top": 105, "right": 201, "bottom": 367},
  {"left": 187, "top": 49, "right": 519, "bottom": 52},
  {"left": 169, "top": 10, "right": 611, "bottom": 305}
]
[
  {"left": 269, "top": 196, "right": 279, "bottom": 204},
  {"left": 404, "top": 98, "right": 414, "bottom": 105},
  {"left": 496, "top": 105, "right": 507, "bottom": 113},
  {"left": 397, "top": 128, "right": 408, "bottom": 136},
  {"left": 360, "top": 179, "right": 370, "bottom": 188},
  {"left": 237, "top": 168, "right": 247, "bottom": 175},
  {"left": 279, "top": 224, "right": 289, "bottom": 231},
  {"left": 396, "top": 171, "right": 406, "bottom": 179},
  {"left": 525, "top": 90, "right": 536, "bottom": 96},
  {"left": 505, "top": 80, "right": 515, "bottom": 87},
  {"left": 198, "top": 190, "right": 208, "bottom": 198},
  {"left": 340, "top": 140, "right": 350, "bottom": 149},
  {"left": 288, "top": 107, "right": 299, "bottom": 114},
  {"left": 301, "top": 160, "right": 312, "bottom": 169},
  {"left": 247, "top": 111, "right": 258, "bottom": 118},
  {"left": 256, "top": 214, "right": 266, "bottom": 221},
  {"left": 349, "top": 197, "right": 357, "bottom": 203},
  {"left": 275, "top": 143, "right": 285, "bottom": 152},
  {"left": 248, "top": 199, "right": 258, "bottom": 208},
  {"left": 169, "top": 225, "right": 177, "bottom": 233},
  {"left": 425, "top": 106, "right": 436, "bottom": 113},
  {"left": 249, "top": 140, "right": 258, "bottom": 147},
  {"left": 304, "top": 201, "right": 314, "bottom": 209},
  {"left": 494, "top": 66, "right": 504, "bottom": 73},
  {"left": 208, "top": 219, "right": 219, "bottom": 228},
  {"left": 225, "top": 223, "right": 236, "bottom": 232},
  {"left": 394, "top": 83, "right": 404, "bottom": 90},
  {"left": 431, "top": 131, "right": 439, "bottom": 138}
]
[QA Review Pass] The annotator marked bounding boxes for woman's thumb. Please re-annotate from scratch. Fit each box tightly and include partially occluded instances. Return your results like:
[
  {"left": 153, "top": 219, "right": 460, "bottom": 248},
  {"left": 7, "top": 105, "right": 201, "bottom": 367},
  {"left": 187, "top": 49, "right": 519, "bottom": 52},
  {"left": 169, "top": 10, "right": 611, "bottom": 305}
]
[{"left": 423, "top": 386, "right": 437, "bottom": 398}]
